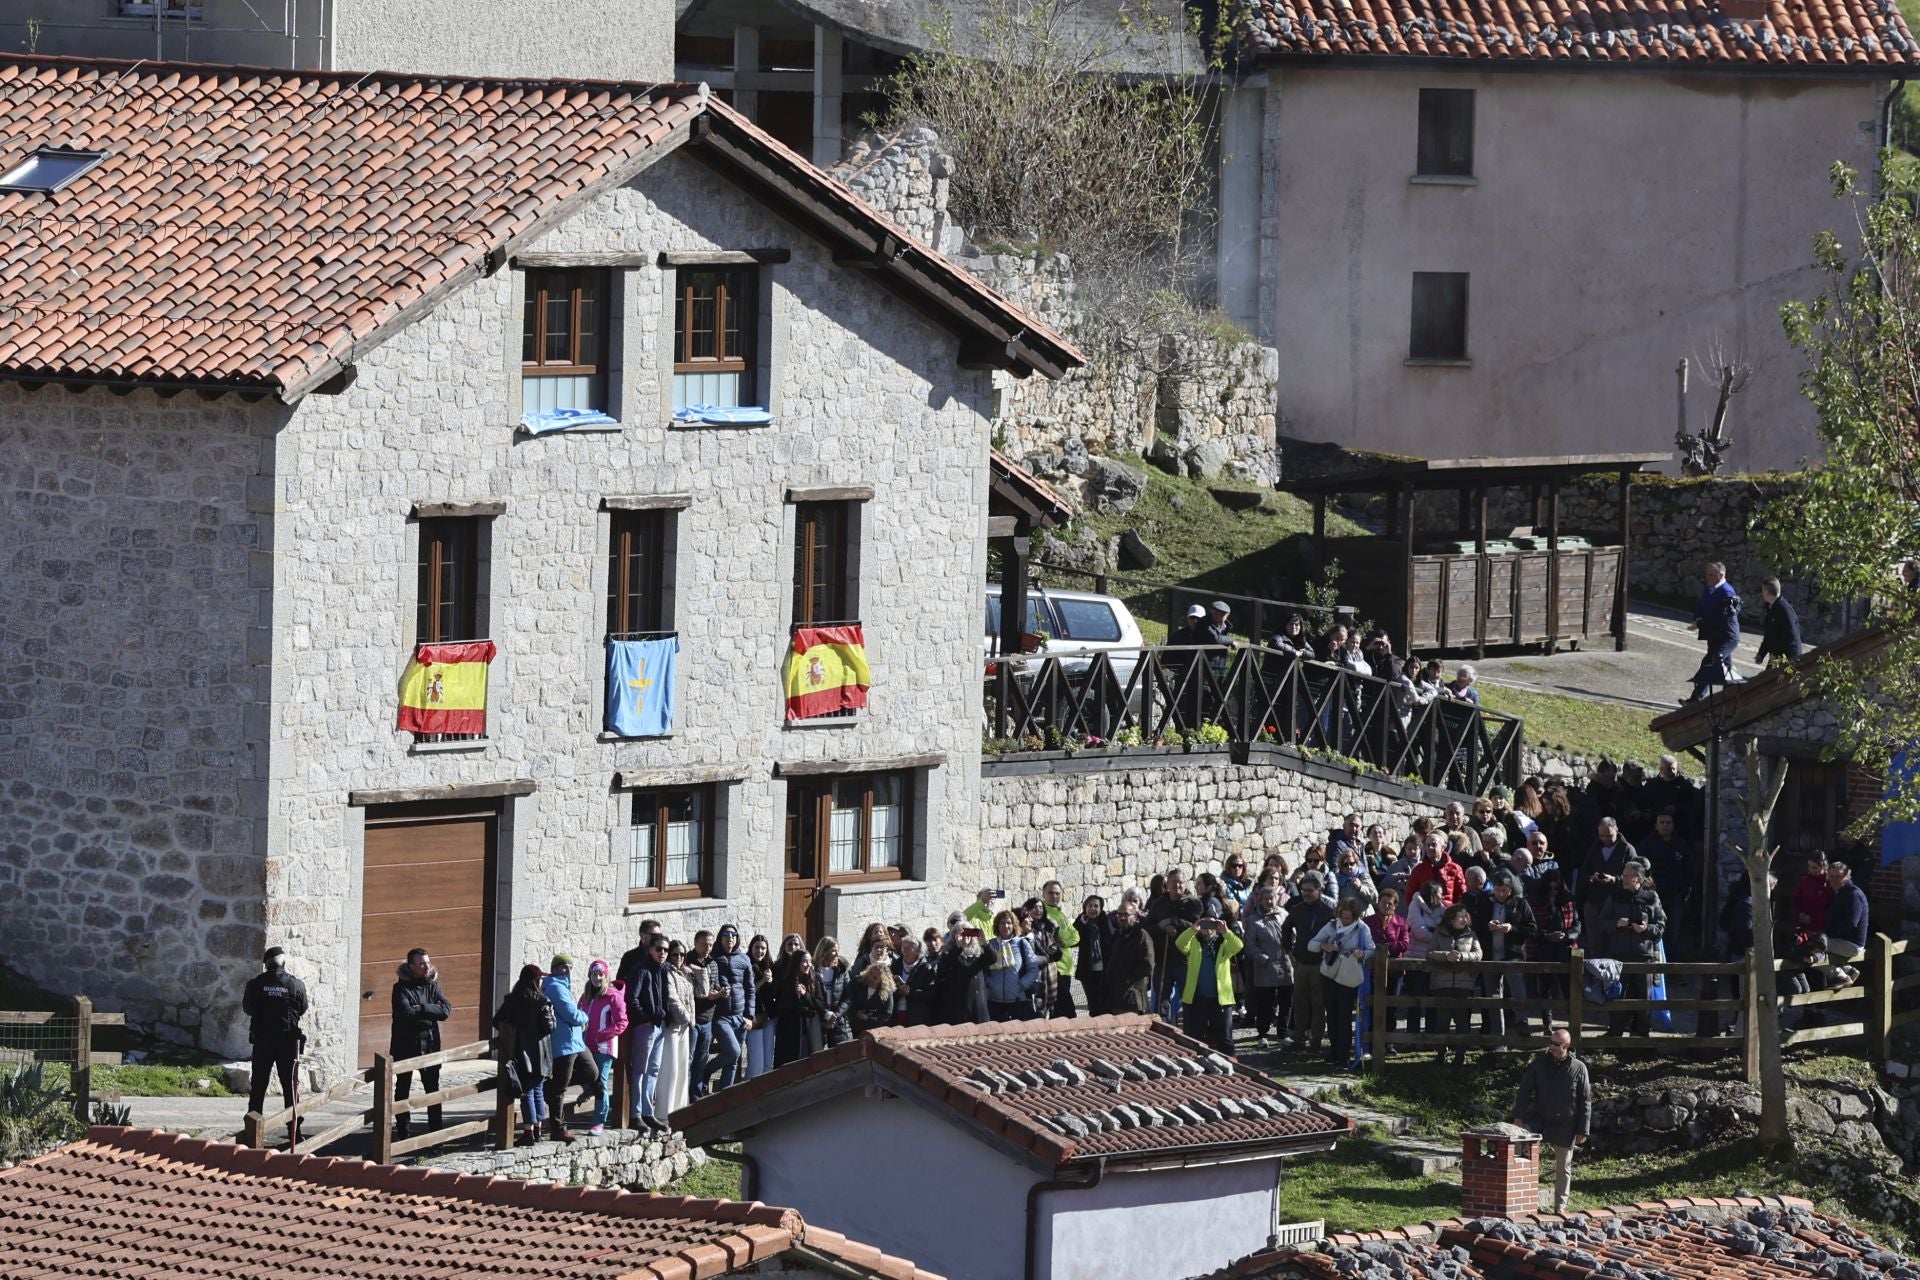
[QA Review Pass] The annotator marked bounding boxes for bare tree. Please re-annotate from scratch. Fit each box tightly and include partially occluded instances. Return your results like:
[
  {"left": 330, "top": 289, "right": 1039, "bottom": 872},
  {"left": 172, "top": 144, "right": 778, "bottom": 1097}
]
[
  {"left": 1674, "top": 339, "right": 1753, "bottom": 477},
  {"left": 1738, "top": 739, "right": 1790, "bottom": 1149}
]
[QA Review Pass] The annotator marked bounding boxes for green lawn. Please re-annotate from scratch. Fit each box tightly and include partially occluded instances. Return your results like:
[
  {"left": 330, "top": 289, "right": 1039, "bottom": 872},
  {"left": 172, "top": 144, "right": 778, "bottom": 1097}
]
[
  {"left": 1046, "top": 460, "right": 1364, "bottom": 644},
  {"left": 659, "top": 1153, "right": 744, "bottom": 1200},
  {"left": 29, "top": 1061, "right": 235, "bottom": 1098},
  {"left": 1475, "top": 682, "right": 1700, "bottom": 777}
]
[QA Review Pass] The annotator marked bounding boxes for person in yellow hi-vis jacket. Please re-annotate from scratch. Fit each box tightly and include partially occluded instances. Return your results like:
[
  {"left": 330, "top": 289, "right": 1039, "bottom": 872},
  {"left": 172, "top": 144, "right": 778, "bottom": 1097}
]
[
  {"left": 1038, "top": 881, "right": 1082, "bottom": 1017},
  {"left": 962, "top": 888, "right": 999, "bottom": 932},
  {"left": 1174, "top": 919, "right": 1243, "bottom": 1052}
]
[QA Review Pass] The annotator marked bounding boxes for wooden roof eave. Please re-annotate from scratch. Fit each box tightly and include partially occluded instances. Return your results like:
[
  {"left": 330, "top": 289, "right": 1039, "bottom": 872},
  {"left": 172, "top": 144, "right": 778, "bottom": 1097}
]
[
  {"left": 1280, "top": 453, "right": 1670, "bottom": 497},
  {"left": 1650, "top": 624, "right": 1899, "bottom": 750}
]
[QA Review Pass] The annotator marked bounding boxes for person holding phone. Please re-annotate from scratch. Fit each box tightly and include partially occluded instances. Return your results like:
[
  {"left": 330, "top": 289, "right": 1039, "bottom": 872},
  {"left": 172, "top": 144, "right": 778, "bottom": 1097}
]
[
  {"left": 934, "top": 913, "right": 995, "bottom": 1023},
  {"left": 983, "top": 910, "right": 1040, "bottom": 1021},
  {"left": 1308, "top": 901, "right": 1375, "bottom": 1068},
  {"left": 1173, "top": 916, "right": 1244, "bottom": 1052},
  {"left": 845, "top": 938, "right": 899, "bottom": 1035}
]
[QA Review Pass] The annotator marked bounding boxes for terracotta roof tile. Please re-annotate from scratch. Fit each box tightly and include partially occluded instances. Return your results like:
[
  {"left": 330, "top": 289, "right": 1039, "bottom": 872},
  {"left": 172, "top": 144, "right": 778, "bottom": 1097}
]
[
  {"left": 0, "top": 55, "right": 1080, "bottom": 398},
  {"left": 1241, "top": 0, "right": 1918, "bottom": 64},
  {"left": 0, "top": 1127, "right": 937, "bottom": 1280},
  {"left": 673, "top": 1014, "right": 1349, "bottom": 1169}
]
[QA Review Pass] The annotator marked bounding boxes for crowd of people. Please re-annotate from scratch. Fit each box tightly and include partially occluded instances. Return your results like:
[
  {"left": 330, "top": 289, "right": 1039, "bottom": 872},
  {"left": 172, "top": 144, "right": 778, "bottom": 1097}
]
[{"left": 283, "top": 751, "right": 1870, "bottom": 1142}]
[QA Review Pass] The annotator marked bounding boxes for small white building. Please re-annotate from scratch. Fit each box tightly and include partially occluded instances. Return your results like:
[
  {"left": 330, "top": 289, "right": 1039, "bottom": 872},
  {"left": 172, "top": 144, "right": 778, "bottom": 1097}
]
[{"left": 674, "top": 1015, "right": 1351, "bottom": 1280}]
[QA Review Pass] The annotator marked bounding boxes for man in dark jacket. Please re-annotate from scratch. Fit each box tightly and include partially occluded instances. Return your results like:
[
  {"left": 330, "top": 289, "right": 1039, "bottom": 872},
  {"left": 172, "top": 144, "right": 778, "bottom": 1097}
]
[
  {"left": 390, "top": 947, "right": 452, "bottom": 1137},
  {"left": 706, "top": 924, "right": 756, "bottom": 1092},
  {"left": 1637, "top": 812, "right": 1694, "bottom": 929},
  {"left": 1578, "top": 818, "right": 1637, "bottom": 944},
  {"left": 1282, "top": 877, "right": 1335, "bottom": 1052},
  {"left": 623, "top": 932, "right": 669, "bottom": 1130},
  {"left": 1601, "top": 862, "right": 1667, "bottom": 1035},
  {"left": 1149, "top": 868, "right": 1201, "bottom": 1019},
  {"left": 242, "top": 946, "right": 309, "bottom": 1126},
  {"left": 1687, "top": 561, "right": 1742, "bottom": 702},
  {"left": 1754, "top": 577, "right": 1802, "bottom": 667},
  {"left": 1103, "top": 900, "right": 1156, "bottom": 1015},
  {"left": 1511, "top": 1028, "right": 1590, "bottom": 1214},
  {"left": 1823, "top": 861, "right": 1871, "bottom": 986},
  {"left": 1470, "top": 876, "right": 1538, "bottom": 1037},
  {"left": 687, "top": 930, "right": 718, "bottom": 1100}
]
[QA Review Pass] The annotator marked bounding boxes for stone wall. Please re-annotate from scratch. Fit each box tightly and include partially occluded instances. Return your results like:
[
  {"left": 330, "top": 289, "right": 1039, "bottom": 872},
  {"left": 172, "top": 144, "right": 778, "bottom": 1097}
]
[
  {"left": 977, "top": 747, "right": 1467, "bottom": 895},
  {"left": 0, "top": 385, "right": 278, "bottom": 1052},
  {"left": 830, "top": 128, "right": 963, "bottom": 255},
  {"left": 421, "top": 1129, "right": 699, "bottom": 1189}
]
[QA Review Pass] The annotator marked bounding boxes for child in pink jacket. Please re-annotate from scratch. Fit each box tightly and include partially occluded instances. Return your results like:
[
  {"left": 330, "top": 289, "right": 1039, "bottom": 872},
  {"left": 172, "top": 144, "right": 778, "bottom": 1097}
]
[{"left": 580, "top": 959, "right": 628, "bottom": 1134}]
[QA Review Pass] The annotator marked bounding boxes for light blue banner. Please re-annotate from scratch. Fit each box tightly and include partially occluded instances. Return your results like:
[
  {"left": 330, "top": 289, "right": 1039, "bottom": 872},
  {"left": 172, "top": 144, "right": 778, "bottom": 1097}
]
[{"left": 606, "top": 636, "right": 678, "bottom": 737}]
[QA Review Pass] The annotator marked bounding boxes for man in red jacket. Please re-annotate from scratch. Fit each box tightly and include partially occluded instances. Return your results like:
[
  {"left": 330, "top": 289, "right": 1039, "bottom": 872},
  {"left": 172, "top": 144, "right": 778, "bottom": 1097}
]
[{"left": 1404, "top": 833, "right": 1467, "bottom": 905}]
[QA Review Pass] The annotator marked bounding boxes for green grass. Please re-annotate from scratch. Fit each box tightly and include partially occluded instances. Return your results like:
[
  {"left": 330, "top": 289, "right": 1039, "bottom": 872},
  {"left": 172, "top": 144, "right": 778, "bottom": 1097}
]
[
  {"left": 31, "top": 1062, "right": 234, "bottom": 1098},
  {"left": 1048, "top": 459, "right": 1364, "bottom": 644},
  {"left": 659, "top": 1152, "right": 745, "bottom": 1201},
  {"left": 1282, "top": 1147, "right": 1464, "bottom": 1231},
  {"left": 1475, "top": 683, "right": 1701, "bottom": 777}
]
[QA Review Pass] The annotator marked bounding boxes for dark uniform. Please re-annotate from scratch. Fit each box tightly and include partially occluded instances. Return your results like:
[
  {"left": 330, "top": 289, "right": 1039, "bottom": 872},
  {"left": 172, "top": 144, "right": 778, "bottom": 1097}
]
[{"left": 242, "top": 949, "right": 309, "bottom": 1117}]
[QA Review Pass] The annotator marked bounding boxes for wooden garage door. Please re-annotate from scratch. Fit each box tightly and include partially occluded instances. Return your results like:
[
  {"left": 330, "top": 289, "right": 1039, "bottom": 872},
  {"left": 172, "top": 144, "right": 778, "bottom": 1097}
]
[{"left": 359, "top": 805, "right": 496, "bottom": 1069}]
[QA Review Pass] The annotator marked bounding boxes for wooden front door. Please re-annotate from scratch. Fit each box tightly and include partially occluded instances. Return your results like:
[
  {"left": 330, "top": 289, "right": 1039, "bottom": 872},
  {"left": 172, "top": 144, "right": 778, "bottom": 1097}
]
[
  {"left": 784, "top": 782, "right": 828, "bottom": 943},
  {"left": 359, "top": 803, "right": 497, "bottom": 1068}
]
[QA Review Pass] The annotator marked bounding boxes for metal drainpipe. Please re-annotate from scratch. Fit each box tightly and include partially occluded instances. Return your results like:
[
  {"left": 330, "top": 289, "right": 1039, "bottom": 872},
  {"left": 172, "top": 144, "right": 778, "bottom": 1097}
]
[
  {"left": 702, "top": 1145, "right": 760, "bottom": 1201},
  {"left": 1024, "top": 1158, "right": 1105, "bottom": 1280}
]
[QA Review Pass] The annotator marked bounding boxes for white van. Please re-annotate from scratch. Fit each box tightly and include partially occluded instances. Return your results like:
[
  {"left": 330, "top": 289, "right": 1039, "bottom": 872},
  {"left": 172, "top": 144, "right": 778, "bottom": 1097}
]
[{"left": 983, "top": 583, "right": 1144, "bottom": 688}]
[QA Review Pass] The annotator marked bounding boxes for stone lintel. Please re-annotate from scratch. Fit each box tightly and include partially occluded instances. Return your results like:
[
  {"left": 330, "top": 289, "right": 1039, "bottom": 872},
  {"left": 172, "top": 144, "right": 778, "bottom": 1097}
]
[
  {"left": 773, "top": 752, "right": 944, "bottom": 777},
  {"left": 347, "top": 779, "right": 536, "bottom": 807},
  {"left": 613, "top": 764, "right": 751, "bottom": 789}
]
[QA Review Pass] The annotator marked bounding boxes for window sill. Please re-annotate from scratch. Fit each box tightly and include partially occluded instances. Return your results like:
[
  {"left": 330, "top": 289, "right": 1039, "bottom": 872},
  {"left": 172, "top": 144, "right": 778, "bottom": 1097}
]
[
  {"left": 784, "top": 713, "right": 865, "bottom": 730},
  {"left": 514, "top": 421, "right": 625, "bottom": 437},
  {"left": 599, "top": 731, "right": 675, "bottom": 743},
  {"left": 623, "top": 896, "right": 728, "bottom": 916},
  {"left": 823, "top": 878, "right": 919, "bottom": 897},
  {"left": 1405, "top": 357, "right": 1473, "bottom": 368},
  {"left": 1410, "top": 174, "right": 1477, "bottom": 187},
  {"left": 667, "top": 417, "right": 775, "bottom": 431},
  {"left": 407, "top": 737, "right": 492, "bottom": 755}
]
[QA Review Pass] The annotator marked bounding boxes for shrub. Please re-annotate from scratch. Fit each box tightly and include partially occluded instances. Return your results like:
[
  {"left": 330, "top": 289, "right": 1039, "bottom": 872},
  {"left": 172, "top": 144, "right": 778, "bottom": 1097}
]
[{"left": 0, "top": 1062, "right": 82, "bottom": 1163}]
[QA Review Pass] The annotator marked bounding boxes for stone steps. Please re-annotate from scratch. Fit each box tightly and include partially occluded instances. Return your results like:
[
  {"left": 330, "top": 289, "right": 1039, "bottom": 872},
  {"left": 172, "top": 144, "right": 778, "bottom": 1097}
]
[{"left": 1254, "top": 1069, "right": 1461, "bottom": 1174}]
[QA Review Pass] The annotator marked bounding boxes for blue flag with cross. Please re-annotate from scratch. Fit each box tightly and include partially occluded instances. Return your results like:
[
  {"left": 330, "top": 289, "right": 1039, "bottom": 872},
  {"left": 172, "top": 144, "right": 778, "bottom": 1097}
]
[{"left": 606, "top": 636, "right": 678, "bottom": 737}]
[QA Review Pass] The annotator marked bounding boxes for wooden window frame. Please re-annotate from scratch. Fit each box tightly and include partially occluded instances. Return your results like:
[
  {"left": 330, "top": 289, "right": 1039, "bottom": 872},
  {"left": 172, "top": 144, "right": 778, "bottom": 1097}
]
[
  {"left": 788, "top": 771, "right": 909, "bottom": 886},
  {"left": 792, "top": 500, "right": 854, "bottom": 626},
  {"left": 1416, "top": 88, "right": 1475, "bottom": 178},
  {"left": 521, "top": 268, "right": 609, "bottom": 393},
  {"left": 607, "top": 508, "right": 671, "bottom": 640},
  {"left": 416, "top": 516, "right": 483, "bottom": 644},
  {"left": 627, "top": 785, "right": 715, "bottom": 901},
  {"left": 673, "top": 266, "right": 757, "bottom": 384}
]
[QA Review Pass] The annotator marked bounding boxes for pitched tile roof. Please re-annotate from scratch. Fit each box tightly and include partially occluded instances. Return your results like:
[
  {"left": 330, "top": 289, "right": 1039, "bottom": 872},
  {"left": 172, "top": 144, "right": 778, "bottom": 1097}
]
[
  {"left": 674, "top": 1014, "right": 1350, "bottom": 1172},
  {"left": 989, "top": 446, "right": 1077, "bottom": 528},
  {"left": 1652, "top": 623, "right": 1894, "bottom": 749},
  {"left": 1214, "top": 1195, "right": 1918, "bottom": 1280},
  {"left": 0, "top": 1127, "right": 943, "bottom": 1280},
  {"left": 1241, "top": 0, "right": 1920, "bottom": 68},
  {"left": 0, "top": 55, "right": 1079, "bottom": 399}
]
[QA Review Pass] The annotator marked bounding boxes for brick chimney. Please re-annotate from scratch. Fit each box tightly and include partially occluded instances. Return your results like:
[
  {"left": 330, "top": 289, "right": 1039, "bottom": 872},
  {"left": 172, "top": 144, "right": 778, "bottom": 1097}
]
[{"left": 1460, "top": 1127, "right": 1540, "bottom": 1218}]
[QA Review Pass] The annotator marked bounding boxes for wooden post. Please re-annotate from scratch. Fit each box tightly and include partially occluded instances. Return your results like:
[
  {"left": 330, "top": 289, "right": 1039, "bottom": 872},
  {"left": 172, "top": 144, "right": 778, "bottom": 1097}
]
[
  {"left": 71, "top": 995, "right": 93, "bottom": 1124},
  {"left": 998, "top": 530, "right": 1030, "bottom": 663},
  {"left": 1743, "top": 949, "right": 1762, "bottom": 1086},
  {"left": 1545, "top": 480, "right": 1561, "bottom": 650},
  {"left": 242, "top": 1111, "right": 263, "bottom": 1149},
  {"left": 1474, "top": 482, "right": 1489, "bottom": 661},
  {"left": 374, "top": 1053, "right": 395, "bottom": 1164},
  {"left": 1565, "top": 951, "right": 1584, "bottom": 1049},
  {"left": 1870, "top": 932, "right": 1896, "bottom": 1069},
  {"left": 1371, "top": 948, "right": 1391, "bottom": 1065},
  {"left": 1614, "top": 469, "right": 1631, "bottom": 652}
]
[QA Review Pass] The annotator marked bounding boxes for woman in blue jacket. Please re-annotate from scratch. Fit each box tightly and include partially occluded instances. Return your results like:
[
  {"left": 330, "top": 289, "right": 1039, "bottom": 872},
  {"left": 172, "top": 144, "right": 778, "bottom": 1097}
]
[{"left": 984, "top": 909, "right": 1039, "bottom": 1020}]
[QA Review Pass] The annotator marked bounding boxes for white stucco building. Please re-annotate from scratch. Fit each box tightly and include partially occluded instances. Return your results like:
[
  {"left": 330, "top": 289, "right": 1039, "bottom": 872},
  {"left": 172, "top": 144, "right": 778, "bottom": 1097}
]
[
  {"left": 675, "top": 1016, "right": 1350, "bottom": 1280},
  {"left": 0, "top": 54, "right": 1078, "bottom": 1073}
]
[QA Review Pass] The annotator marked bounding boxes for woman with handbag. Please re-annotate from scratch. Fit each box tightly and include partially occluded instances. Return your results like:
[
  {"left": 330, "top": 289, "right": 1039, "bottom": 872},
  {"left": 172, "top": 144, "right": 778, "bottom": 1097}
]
[
  {"left": 1309, "top": 902, "right": 1375, "bottom": 1068},
  {"left": 493, "top": 964, "right": 557, "bottom": 1147},
  {"left": 1427, "top": 904, "right": 1483, "bottom": 1066}
]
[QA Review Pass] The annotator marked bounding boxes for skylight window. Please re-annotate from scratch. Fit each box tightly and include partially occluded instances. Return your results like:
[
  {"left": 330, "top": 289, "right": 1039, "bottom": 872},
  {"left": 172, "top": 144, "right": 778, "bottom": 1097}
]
[{"left": 0, "top": 149, "right": 106, "bottom": 194}]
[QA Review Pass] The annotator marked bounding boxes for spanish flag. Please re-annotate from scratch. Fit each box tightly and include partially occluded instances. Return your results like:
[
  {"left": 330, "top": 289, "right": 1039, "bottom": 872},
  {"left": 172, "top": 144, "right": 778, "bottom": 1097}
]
[
  {"left": 785, "top": 625, "right": 871, "bottom": 721},
  {"left": 397, "top": 641, "right": 497, "bottom": 735}
]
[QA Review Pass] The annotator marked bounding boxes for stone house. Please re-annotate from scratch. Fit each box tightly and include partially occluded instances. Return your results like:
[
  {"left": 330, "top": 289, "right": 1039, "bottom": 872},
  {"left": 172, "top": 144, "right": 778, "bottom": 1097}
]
[
  {"left": 0, "top": 0, "right": 673, "bottom": 82},
  {"left": 0, "top": 54, "right": 1078, "bottom": 1073},
  {"left": 674, "top": 1017, "right": 1350, "bottom": 1280}
]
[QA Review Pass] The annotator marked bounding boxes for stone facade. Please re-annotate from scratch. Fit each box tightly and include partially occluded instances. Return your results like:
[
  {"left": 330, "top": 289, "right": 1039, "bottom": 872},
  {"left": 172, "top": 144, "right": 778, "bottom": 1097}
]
[
  {"left": 421, "top": 1129, "right": 699, "bottom": 1189},
  {"left": 977, "top": 748, "right": 1467, "bottom": 895},
  {"left": 831, "top": 129, "right": 963, "bottom": 256},
  {"left": 0, "top": 387, "right": 279, "bottom": 1050},
  {"left": 0, "top": 148, "right": 996, "bottom": 1074}
]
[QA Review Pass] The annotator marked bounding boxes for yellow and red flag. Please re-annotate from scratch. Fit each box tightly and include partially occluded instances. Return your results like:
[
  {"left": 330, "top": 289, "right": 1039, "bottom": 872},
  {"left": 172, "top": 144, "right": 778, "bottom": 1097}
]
[
  {"left": 397, "top": 640, "right": 497, "bottom": 735},
  {"left": 785, "top": 625, "right": 871, "bottom": 720}
]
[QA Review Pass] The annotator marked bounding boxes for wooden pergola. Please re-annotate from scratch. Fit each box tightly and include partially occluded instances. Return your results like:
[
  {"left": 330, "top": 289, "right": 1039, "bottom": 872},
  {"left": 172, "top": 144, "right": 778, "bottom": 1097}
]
[
  {"left": 1282, "top": 452, "right": 1668, "bottom": 657},
  {"left": 987, "top": 448, "right": 1075, "bottom": 659}
]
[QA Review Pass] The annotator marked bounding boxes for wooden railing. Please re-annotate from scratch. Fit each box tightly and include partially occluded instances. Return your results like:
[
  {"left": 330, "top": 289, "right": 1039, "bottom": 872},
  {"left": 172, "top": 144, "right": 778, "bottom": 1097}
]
[
  {"left": 1774, "top": 933, "right": 1918, "bottom": 1063},
  {"left": 243, "top": 1039, "right": 513, "bottom": 1157},
  {"left": 0, "top": 997, "right": 126, "bottom": 1120},
  {"left": 986, "top": 643, "right": 1525, "bottom": 794}
]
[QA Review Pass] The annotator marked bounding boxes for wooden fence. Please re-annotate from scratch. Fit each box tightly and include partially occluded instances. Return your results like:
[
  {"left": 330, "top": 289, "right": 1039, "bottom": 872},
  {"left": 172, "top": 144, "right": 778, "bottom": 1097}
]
[
  {"left": 242, "top": 1039, "right": 514, "bottom": 1157},
  {"left": 0, "top": 997, "right": 126, "bottom": 1120},
  {"left": 1365, "top": 932, "right": 1919, "bottom": 1081}
]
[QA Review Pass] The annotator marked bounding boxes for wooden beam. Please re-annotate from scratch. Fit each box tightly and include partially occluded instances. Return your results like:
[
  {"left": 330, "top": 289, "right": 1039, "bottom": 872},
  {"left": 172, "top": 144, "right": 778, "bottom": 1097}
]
[
  {"left": 773, "top": 752, "right": 946, "bottom": 777},
  {"left": 987, "top": 515, "right": 1020, "bottom": 538},
  {"left": 655, "top": 248, "right": 793, "bottom": 267},
  {"left": 512, "top": 251, "right": 651, "bottom": 269},
  {"left": 834, "top": 234, "right": 902, "bottom": 268},
  {"left": 347, "top": 779, "right": 535, "bottom": 807},
  {"left": 602, "top": 493, "right": 693, "bottom": 511},
  {"left": 785, "top": 484, "right": 874, "bottom": 503},
  {"left": 615, "top": 763, "right": 751, "bottom": 789},
  {"left": 678, "top": 1062, "right": 873, "bottom": 1145},
  {"left": 410, "top": 500, "right": 506, "bottom": 519},
  {"left": 1615, "top": 468, "right": 1631, "bottom": 652}
]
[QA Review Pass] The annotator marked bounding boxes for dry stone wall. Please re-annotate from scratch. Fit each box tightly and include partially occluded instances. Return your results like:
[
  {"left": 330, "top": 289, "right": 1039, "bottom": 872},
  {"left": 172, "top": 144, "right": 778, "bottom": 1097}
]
[{"left": 422, "top": 1130, "right": 699, "bottom": 1189}]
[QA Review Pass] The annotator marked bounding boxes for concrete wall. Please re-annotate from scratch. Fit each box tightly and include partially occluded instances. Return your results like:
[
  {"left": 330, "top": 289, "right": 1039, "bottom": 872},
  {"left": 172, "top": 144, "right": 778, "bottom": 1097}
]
[
  {"left": 749, "top": 1091, "right": 1040, "bottom": 1280},
  {"left": 0, "top": 385, "right": 279, "bottom": 1050},
  {"left": 1262, "top": 69, "right": 1882, "bottom": 472},
  {"left": 267, "top": 149, "right": 992, "bottom": 1072},
  {"left": 978, "top": 749, "right": 1469, "bottom": 901},
  {"left": 1039, "top": 1159, "right": 1283, "bottom": 1280},
  {"left": 2, "top": 0, "right": 672, "bottom": 80}
]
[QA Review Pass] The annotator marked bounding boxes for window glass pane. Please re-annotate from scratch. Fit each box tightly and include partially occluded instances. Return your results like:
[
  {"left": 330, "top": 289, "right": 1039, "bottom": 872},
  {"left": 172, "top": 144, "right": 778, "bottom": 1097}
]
[
  {"left": 720, "top": 277, "right": 743, "bottom": 360},
  {"left": 576, "top": 281, "right": 599, "bottom": 369},
  {"left": 545, "top": 292, "right": 572, "bottom": 364},
  {"left": 664, "top": 789, "right": 704, "bottom": 887},
  {"left": 628, "top": 797, "right": 658, "bottom": 892},
  {"left": 521, "top": 290, "right": 537, "bottom": 365},
  {"left": 1416, "top": 89, "right": 1474, "bottom": 177},
  {"left": 671, "top": 370, "right": 741, "bottom": 410},
  {"left": 521, "top": 372, "right": 598, "bottom": 414},
  {"left": 870, "top": 774, "right": 902, "bottom": 869},
  {"left": 1409, "top": 272, "right": 1469, "bottom": 361},
  {"left": 829, "top": 778, "right": 864, "bottom": 872},
  {"left": 1053, "top": 599, "right": 1120, "bottom": 642}
]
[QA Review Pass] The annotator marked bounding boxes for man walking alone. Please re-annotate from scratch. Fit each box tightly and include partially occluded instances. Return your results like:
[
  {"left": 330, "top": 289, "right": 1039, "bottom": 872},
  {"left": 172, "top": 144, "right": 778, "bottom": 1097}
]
[
  {"left": 242, "top": 947, "right": 308, "bottom": 1137},
  {"left": 1511, "top": 1028, "right": 1590, "bottom": 1214}
]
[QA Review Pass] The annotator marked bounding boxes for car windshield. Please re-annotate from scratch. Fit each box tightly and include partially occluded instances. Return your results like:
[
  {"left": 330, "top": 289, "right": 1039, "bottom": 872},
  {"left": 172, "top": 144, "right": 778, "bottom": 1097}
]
[{"left": 1053, "top": 599, "right": 1121, "bottom": 642}]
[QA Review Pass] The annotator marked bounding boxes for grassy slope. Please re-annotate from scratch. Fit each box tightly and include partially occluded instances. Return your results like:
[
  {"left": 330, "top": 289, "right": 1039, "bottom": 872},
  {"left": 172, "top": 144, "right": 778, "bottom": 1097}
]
[
  {"left": 1475, "top": 680, "right": 1701, "bottom": 777},
  {"left": 1049, "top": 460, "right": 1363, "bottom": 644}
]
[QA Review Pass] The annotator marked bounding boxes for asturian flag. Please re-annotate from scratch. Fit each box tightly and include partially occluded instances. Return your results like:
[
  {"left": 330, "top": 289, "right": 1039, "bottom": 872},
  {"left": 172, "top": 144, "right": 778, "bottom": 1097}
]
[
  {"left": 397, "top": 641, "right": 496, "bottom": 735},
  {"left": 606, "top": 636, "right": 679, "bottom": 737},
  {"left": 785, "top": 625, "right": 871, "bottom": 721}
]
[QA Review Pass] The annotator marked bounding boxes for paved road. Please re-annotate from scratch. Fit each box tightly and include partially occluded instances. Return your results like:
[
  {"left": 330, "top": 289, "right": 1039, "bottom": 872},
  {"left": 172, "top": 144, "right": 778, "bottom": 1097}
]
[{"left": 1467, "top": 599, "right": 1763, "bottom": 713}]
